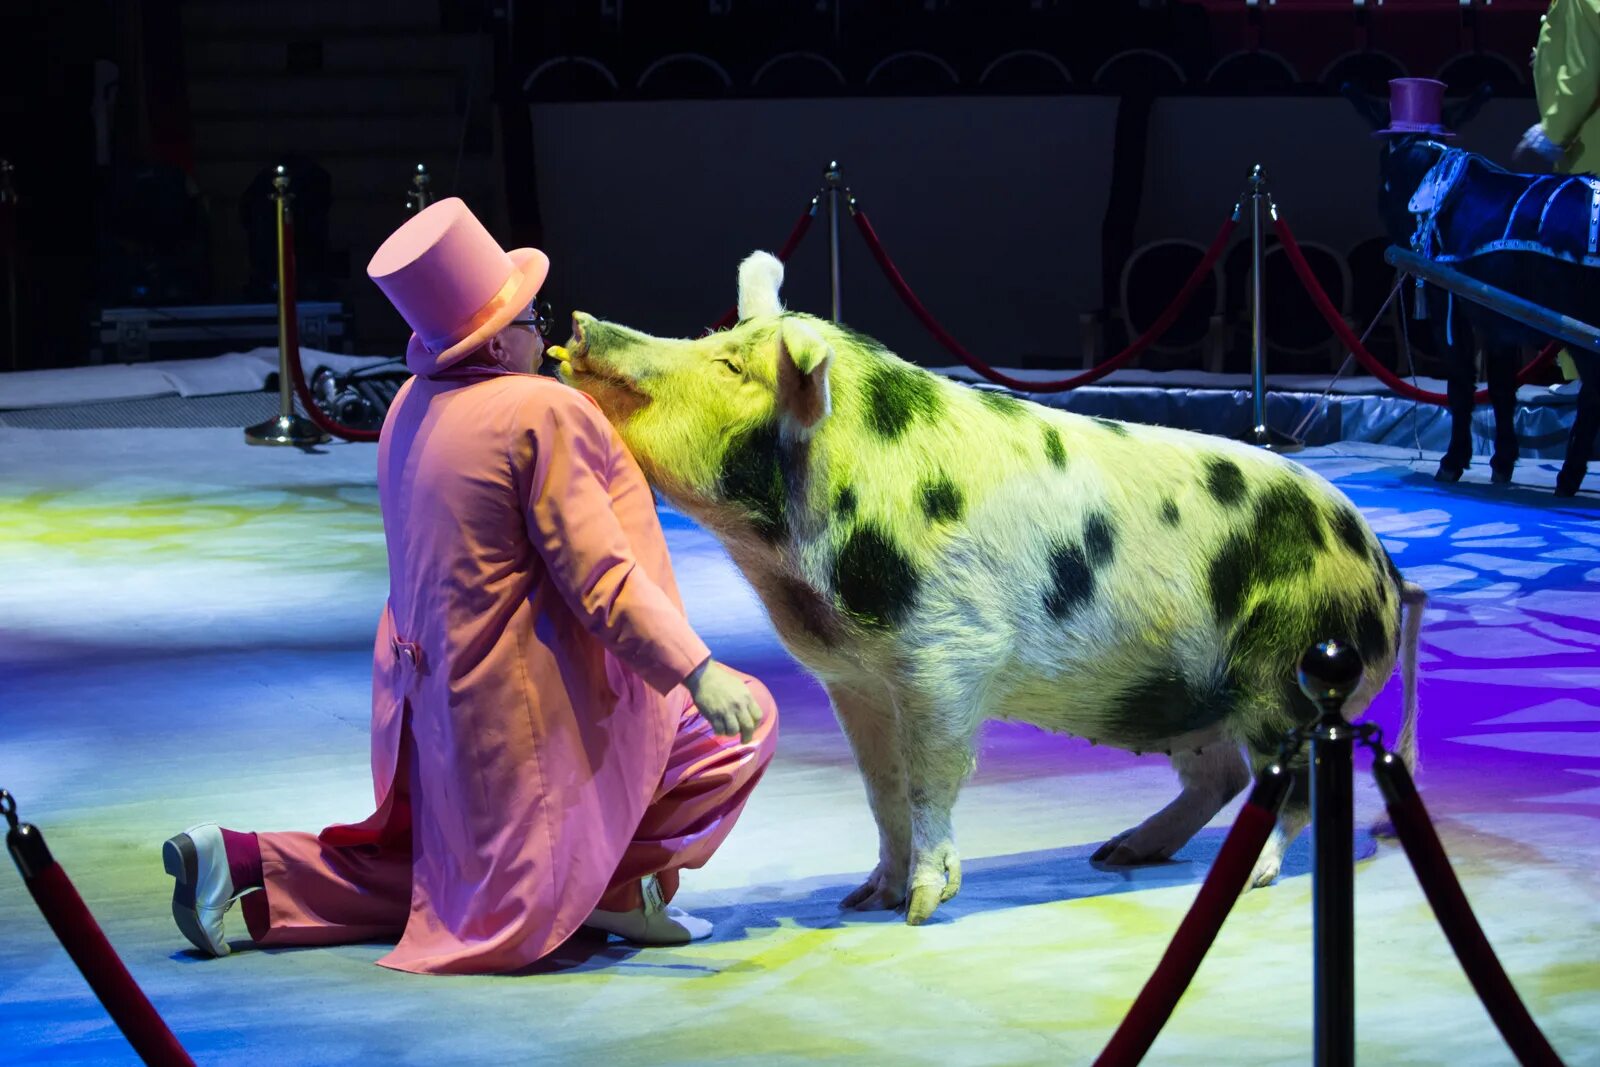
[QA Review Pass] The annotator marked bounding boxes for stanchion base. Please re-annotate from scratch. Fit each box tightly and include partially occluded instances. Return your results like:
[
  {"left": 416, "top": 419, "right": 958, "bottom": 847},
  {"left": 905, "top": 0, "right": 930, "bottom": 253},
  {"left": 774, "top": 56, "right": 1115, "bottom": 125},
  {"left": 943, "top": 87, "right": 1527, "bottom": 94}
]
[
  {"left": 244, "top": 414, "right": 331, "bottom": 447},
  {"left": 1236, "top": 423, "right": 1304, "bottom": 454}
]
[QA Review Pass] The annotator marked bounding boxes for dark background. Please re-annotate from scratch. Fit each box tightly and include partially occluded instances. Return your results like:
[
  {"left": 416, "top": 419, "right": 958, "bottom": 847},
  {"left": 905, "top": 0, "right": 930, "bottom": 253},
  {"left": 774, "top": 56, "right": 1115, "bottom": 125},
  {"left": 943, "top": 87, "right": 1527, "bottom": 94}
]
[{"left": 0, "top": 0, "right": 1552, "bottom": 375}]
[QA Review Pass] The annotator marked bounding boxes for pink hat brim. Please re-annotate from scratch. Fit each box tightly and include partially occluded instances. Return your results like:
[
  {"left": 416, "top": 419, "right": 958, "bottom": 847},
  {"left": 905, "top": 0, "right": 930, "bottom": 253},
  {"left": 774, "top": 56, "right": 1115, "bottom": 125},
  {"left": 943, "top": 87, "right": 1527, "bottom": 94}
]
[{"left": 407, "top": 247, "right": 550, "bottom": 371}]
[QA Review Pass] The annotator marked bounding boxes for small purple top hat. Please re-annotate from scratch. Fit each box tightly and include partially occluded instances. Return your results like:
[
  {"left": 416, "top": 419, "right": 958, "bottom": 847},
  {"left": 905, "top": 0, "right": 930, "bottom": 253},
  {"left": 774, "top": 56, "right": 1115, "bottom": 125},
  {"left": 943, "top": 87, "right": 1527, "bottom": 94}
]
[{"left": 1373, "top": 77, "right": 1456, "bottom": 139}]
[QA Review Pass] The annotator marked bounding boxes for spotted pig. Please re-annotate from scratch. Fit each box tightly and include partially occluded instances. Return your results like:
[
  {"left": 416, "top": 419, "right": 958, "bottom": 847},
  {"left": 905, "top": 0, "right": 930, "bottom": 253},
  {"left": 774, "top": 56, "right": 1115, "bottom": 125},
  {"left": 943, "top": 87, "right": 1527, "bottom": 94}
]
[{"left": 556, "top": 251, "right": 1427, "bottom": 926}]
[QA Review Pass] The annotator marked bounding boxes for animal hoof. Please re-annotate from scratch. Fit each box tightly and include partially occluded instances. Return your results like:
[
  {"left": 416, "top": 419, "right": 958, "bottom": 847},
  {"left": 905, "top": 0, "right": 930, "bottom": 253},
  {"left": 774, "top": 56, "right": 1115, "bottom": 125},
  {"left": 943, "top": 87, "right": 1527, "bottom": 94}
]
[
  {"left": 1248, "top": 857, "right": 1281, "bottom": 889},
  {"left": 1091, "top": 831, "right": 1132, "bottom": 863},
  {"left": 1554, "top": 474, "right": 1583, "bottom": 498},
  {"left": 905, "top": 884, "right": 941, "bottom": 926},
  {"left": 840, "top": 868, "right": 906, "bottom": 912},
  {"left": 1434, "top": 465, "right": 1463, "bottom": 483},
  {"left": 1490, "top": 467, "right": 1514, "bottom": 485},
  {"left": 838, "top": 863, "right": 915, "bottom": 915}
]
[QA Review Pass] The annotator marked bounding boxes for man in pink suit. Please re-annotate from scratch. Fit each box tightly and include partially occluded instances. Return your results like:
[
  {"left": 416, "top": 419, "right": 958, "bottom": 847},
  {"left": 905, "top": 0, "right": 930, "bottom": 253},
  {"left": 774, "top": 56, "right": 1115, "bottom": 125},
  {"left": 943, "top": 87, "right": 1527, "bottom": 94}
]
[{"left": 161, "top": 199, "right": 779, "bottom": 975}]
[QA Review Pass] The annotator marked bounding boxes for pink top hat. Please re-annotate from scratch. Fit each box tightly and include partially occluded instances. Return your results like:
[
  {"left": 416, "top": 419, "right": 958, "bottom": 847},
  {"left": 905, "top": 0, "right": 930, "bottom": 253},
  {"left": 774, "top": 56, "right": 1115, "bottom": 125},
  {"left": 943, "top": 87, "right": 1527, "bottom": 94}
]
[
  {"left": 367, "top": 197, "right": 550, "bottom": 373},
  {"left": 1373, "top": 77, "right": 1456, "bottom": 139}
]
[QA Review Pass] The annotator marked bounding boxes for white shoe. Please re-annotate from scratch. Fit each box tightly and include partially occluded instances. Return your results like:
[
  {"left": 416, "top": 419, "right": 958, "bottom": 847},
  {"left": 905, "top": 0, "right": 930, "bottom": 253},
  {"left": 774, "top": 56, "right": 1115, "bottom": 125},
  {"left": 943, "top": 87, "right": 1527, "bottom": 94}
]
[
  {"left": 162, "top": 823, "right": 246, "bottom": 957},
  {"left": 583, "top": 875, "right": 714, "bottom": 945}
]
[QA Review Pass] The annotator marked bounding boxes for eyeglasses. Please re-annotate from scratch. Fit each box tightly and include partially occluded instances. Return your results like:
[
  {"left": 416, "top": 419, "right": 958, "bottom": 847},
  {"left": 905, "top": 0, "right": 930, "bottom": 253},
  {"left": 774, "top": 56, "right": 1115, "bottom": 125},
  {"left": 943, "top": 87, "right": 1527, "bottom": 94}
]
[{"left": 509, "top": 300, "right": 554, "bottom": 338}]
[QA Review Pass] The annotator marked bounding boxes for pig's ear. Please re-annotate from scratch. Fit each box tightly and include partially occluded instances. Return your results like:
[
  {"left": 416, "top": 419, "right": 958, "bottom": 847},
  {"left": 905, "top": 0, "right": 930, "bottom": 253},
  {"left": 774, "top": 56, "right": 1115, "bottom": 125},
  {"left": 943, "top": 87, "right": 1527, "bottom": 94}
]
[
  {"left": 738, "top": 251, "right": 785, "bottom": 320},
  {"left": 776, "top": 319, "right": 832, "bottom": 437}
]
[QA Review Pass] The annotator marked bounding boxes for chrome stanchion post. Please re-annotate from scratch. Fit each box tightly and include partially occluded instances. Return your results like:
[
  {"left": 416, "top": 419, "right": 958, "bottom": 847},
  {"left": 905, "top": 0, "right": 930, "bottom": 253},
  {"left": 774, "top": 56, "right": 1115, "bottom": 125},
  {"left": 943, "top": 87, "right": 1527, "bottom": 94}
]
[
  {"left": 1234, "top": 165, "right": 1303, "bottom": 453},
  {"left": 825, "top": 160, "right": 844, "bottom": 323},
  {"left": 246, "top": 165, "right": 330, "bottom": 447},
  {"left": 1297, "top": 640, "right": 1361, "bottom": 1067},
  {"left": 406, "top": 163, "right": 434, "bottom": 215}
]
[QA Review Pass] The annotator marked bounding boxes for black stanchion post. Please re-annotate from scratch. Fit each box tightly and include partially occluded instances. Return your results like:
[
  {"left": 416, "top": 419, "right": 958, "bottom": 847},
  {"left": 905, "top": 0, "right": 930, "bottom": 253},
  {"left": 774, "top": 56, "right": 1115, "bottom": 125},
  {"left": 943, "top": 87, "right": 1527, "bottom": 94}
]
[
  {"left": 824, "top": 160, "right": 844, "bottom": 323},
  {"left": 1298, "top": 640, "right": 1363, "bottom": 1067},
  {"left": 1235, "top": 164, "right": 1302, "bottom": 454}
]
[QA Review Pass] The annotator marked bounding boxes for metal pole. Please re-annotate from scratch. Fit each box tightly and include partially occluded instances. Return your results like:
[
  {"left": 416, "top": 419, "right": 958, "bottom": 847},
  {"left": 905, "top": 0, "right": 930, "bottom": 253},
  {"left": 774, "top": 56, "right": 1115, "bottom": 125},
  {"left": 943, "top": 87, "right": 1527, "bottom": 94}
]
[
  {"left": 1386, "top": 246, "right": 1600, "bottom": 355},
  {"left": 245, "top": 165, "right": 329, "bottom": 447},
  {"left": 1234, "top": 164, "right": 1302, "bottom": 453},
  {"left": 1250, "top": 165, "right": 1267, "bottom": 441},
  {"left": 1298, "top": 640, "right": 1362, "bottom": 1067},
  {"left": 407, "top": 164, "right": 434, "bottom": 215},
  {"left": 274, "top": 169, "right": 294, "bottom": 421},
  {"left": 825, "top": 160, "right": 843, "bottom": 322}
]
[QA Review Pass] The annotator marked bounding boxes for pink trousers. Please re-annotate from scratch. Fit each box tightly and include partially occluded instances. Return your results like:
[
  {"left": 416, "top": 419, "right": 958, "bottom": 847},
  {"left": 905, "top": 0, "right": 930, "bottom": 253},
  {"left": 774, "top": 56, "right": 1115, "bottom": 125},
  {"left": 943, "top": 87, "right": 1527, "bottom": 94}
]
[{"left": 243, "top": 678, "right": 778, "bottom": 954}]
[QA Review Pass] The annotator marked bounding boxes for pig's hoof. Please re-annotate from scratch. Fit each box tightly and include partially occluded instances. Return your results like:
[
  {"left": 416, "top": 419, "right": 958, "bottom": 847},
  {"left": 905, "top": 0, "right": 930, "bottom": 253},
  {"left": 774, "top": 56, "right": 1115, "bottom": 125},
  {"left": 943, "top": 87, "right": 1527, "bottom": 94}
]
[
  {"left": 1091, "top": 828, "right": 1177, "bottom": 866},
  {"left": 1247, "top": 854, "right": 1282, "bottom": 889},
  {"left": 906, "top": 884, "right": 942, "bottom": 926},
  {"left": 840, "top": 865, "right": 907, "bottom": 912},
  {"left": 903, "top": 843, "right": 961, "bottom": 924}
]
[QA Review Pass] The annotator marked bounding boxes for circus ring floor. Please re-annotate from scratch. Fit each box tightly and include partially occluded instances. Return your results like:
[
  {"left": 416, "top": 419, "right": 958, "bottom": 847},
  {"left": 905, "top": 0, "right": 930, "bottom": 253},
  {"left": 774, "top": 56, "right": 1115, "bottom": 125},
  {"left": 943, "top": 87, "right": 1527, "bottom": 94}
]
[{"left": 1, "top": 423, "right": 1597, "bottom": 1066}]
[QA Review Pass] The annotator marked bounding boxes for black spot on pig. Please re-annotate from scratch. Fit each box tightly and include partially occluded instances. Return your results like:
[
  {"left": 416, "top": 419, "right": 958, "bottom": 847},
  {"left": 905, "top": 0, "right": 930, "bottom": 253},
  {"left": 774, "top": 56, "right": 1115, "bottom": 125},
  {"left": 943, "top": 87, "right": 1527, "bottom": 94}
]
[
  {"left": 864, "top": 363, "right": 944, "bottom": 441},
  {"left": 1044, "top": 541, "right": 1094, "bottom": 619},
  {"left": 1106, "top": 671, "right": 1234, "bottom": 746},
  {"left": 1382, "top": 550, "right": 1403, "bottom": 593},
  {"left": 1208, "top": 534, "right": 1255, "bottom": 624},
  {"left": 1084, "top": 513, "right": 1116, "bottom": 568},
  {"left": 835, "top": 485, "right": 857, "bottom": 518},
  {"left": 775, "top": 575, "right": 840, "bottom": 645},
  {"left": 1094, "top": 417, "right": 1130, "bottom": 436},
  {"left": 1043, "top": 426, "right": 1067, "bottom": 468},
  {"left": 1161, "top": 498, "right": 1181, "bottom": 526},
  {"left": 834, "top": 524, "right": 920, "bottom": 628},
  {"left": 1204, "top": 458, "right": 1247, "bottom": 508},
  {"left": 719, "top": 420, "right": 787, "bottom": 543},
  {"left": 1331, "top": 506, "right": 1369, "bottom": 557},
  {"left": 920, "top": 475, "right": 964, "bottom": 524},
  {"left": 976, "top": 389, "right": 1026, "bottom": 416},
  {"left": 1207, "top": 479, "right": 1328, "bottom": 624},
  {"left": 1354, "top": 601, "right": 1391, "bottom": 667}
]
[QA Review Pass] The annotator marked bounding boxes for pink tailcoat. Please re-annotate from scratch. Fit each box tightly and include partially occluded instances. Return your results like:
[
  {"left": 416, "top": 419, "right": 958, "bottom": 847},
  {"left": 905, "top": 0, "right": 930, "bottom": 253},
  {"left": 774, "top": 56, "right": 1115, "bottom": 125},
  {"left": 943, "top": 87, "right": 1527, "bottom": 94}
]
[{"left": 318, "top": 357, "right": 713, "bottom": 975}]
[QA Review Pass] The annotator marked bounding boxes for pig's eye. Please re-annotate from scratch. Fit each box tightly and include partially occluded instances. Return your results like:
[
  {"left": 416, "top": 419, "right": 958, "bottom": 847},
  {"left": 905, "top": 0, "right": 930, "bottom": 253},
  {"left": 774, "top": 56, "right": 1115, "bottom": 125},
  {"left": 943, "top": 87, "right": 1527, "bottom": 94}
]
[{"left": 714, "top": 358, "right": 743, "bottom": 376}]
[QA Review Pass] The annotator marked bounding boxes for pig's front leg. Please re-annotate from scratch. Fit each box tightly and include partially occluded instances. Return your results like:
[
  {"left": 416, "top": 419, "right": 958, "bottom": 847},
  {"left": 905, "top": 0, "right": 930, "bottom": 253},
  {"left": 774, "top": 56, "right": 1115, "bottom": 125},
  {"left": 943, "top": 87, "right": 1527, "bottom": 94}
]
[
  {"left": 829, "top": 683, "right": 913, "bottom": 911},
  {"left": 897, "top": 694, "right": 977, "bottom": 926}
]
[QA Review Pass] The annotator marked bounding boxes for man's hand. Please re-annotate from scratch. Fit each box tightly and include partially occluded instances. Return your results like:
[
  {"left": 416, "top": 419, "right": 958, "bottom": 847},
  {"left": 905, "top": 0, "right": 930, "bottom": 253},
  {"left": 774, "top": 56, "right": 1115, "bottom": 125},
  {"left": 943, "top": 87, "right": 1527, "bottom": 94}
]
[
  {"left": 1516, "top": 122, "right": 1564, "bottom": 165},
  {"left": 684, "top": 658, "right": 763, "bottom": 744}
]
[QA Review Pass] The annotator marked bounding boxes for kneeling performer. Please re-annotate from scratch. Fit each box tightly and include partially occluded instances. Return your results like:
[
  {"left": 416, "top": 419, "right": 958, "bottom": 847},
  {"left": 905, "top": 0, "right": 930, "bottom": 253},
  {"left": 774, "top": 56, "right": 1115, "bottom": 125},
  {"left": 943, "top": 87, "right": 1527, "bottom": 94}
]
[{"left": 161, "top": 199, "right": 778, "bottom": 974}]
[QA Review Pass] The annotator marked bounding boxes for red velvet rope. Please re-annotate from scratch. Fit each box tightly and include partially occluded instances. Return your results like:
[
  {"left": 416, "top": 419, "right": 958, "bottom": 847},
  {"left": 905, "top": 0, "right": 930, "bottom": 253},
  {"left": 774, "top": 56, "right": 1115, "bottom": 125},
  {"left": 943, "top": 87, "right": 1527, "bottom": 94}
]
[
  {"left": 1093, "top": 799, "right": 1280, "bottom": 1067},
  {"left": 21, "top": 858, "right": 196, "bottom": 1065},
  {"left": 853, "top": 210, "right": 1238, "bottom": 394},
  {"left": 279, "top": 211, "right": 382, "bottom": 443},
  {"left": 1377, "top": 776, "right": 1565, "bottom": 1067},
  {"left": 1271, "top": 216, "right": 1561, "bottom": 407},
  {"left": 704, "top": 203, "right": 819, "bottom": 334}
]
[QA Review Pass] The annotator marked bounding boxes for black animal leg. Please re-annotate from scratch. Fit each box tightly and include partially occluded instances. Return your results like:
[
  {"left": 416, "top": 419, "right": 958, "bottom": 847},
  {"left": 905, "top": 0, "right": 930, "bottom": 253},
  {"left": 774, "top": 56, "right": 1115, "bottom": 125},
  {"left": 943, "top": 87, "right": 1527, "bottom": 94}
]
[
  {"left": 1487, "top": 346, "right": 1521, "bottom": 484},
  {"left": 1437, "top": 359, "right": 1477, "bottom": 483},
  {"left": 1555, "top": 366, "right": 1598, "bottom": 497}
]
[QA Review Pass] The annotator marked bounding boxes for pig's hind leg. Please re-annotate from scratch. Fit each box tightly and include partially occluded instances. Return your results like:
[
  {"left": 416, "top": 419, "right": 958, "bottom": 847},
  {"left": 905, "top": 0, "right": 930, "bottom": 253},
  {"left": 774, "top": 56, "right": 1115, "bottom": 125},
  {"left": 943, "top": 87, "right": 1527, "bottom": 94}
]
[{"left": 1092, "top": 743, "right": 1251, "bottom": 866}]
